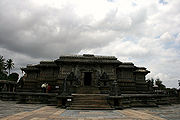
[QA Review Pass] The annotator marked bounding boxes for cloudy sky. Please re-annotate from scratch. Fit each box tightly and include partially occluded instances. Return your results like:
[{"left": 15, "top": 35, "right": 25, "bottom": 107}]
[{"left": 0, "top": 0, "right": 180, "bottom": 88}]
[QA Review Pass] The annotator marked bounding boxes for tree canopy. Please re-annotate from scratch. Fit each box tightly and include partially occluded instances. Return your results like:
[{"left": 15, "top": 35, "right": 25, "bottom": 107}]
[
  {"left": 5, "top": 59, "right": 14, "bottom": 75},
  {"left": 0, "top": 71, "right": 7, "bottom": 80},
  {"left": 155, "top": 78, "right": 166, "bottom": 90},
  {"left": 0, "top": 55, "right": 6, "bottom": 72},
  {"left": 146, "top": 77, "right": 166, "bottom": 90},
  {"left": 8, "top": 73, "right": 19, "bottom": 82},
  {"left": 0, "top": 55, "right": 18, "bottom": 82}
]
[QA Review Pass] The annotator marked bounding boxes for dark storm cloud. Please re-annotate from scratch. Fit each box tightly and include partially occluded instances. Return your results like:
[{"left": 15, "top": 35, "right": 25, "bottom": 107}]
[{"left": 0, "top": 0, "right": 114, "bottom": 59}]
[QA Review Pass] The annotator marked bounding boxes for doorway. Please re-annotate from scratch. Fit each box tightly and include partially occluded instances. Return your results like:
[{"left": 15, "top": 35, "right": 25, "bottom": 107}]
[{"left": 84, "top": 72, "right": 92, "bottom": 86}]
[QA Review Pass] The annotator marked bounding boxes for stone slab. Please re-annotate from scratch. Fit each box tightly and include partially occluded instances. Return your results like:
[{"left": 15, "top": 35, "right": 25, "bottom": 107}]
[{"left": 0, "top": 100, "right": 180, "bottom": 120}]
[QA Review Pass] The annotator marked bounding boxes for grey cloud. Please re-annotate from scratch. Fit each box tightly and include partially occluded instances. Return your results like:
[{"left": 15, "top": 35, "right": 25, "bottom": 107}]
[
  {"left": 0, "top": 0, "right": 180, "bottom": 88},
  {"left": 0, "top": 1, "right": 114, "bottom": 59},
  {"left": 0, "top": 0, "right": 149, "bottom": 59}
]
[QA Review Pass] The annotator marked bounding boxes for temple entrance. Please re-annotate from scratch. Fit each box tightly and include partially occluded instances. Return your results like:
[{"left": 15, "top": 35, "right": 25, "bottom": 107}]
[{"left": 84, "top": 72, "right": 92, "bottom": 86}]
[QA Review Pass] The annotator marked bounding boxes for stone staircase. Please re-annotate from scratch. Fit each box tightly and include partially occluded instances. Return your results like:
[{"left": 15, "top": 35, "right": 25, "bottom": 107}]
[
  {"left": 75, "top": 86, "right": 100, "bottom": 94},
  {"left": 68, "top": 87, "right": 113, "bottom": 110},
  {"left": 68, "top": 94, "right": 113, "bottom": 110}
]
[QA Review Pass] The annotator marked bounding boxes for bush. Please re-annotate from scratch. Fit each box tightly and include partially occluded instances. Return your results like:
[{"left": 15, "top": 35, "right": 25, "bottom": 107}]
[
  {"left": 0, "top": 71, "right": 7, "bottom": 80},
  {"left": 8, "top": 72, "right": 19, "bottom": 82}
]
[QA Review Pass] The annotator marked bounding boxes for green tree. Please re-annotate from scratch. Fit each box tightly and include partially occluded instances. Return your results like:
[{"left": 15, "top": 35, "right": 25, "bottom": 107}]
[
  {"left": 155, "top": 78, "right": 166, "bottom": 90},
  {"left": 0, "top": 71, "right": 7, "bottom": 80},
  {"left": 5, "top": 59, "right": 14, "bottom": 75},
  {"left": 0, "top": 55, "right": 6, "bottom": 72},
  {"left": 146, "top": 78, "right": 154, "bottom": 90},
  {"left": 8, "top": 73, "right": 19, "bottom": 82}
]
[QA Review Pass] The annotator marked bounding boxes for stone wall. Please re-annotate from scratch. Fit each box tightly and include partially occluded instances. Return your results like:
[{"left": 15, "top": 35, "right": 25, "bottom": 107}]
[
  {"left": 21, "top": 55, "right": 150, "bottom": 94},
  {"left": 20, "top": 62, "right": 59, "bottom": 93},
  {"left": 22, "top": 71, "right": 39, "bottom": 92},
  {"left": 134, "top": 73, "right": 148, "bottom": 92},
  {"left": 117, "top": 68, "right": 136, "bottom": 93}
]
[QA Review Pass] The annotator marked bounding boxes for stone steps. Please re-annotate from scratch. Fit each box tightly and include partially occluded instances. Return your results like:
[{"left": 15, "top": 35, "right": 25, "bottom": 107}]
[
  {"left": 69, "top": 94, "right": 113, "bottom": 110},
  {"left": 75, "top": 86, "right": 100, "bottom": 94},
  {"left": 71, "top": 104, "right": 109, "bottom": 106},
  {"left": 68, "top": 107, "right": 114, "bottom": 110},
  {"left": 73, "top": 96, "right": 107, "bottom": 100},
  {"left": 72, "top": 100, "right": 107, "bottom": 105}
]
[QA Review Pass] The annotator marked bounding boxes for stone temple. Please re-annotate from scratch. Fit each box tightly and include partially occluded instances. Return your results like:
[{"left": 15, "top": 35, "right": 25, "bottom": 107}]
[
  {"left": 20, "top": 54, "right": 153, "bottom": 109},
  {"left": 21, "top": 54, "right": 150, "bottom": 94}
]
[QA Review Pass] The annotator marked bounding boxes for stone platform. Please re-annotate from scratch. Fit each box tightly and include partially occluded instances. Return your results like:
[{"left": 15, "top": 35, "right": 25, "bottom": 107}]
[
  {"left": 0, "top": 100, "right": 180, "bottom": 120},
  {"left": 68, "top": 94, "right": 113, "bottom": 110},
  {"left": 0, "top": 92, "right": 173, "bottom": 110}
]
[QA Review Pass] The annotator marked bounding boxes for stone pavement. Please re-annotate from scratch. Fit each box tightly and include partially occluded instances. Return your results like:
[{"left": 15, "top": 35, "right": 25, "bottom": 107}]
[
  {"left": 0, "top": 100, "right": 180, "bottom": 120},
  {"left": 132, "top": 105, "right": 180, "bottom": 120},
  {"left": 0, "top": 100, "right": 45, "bottom": 119},
  {"left": 0, "top": 106, "right": 166, "bottom": 120}
]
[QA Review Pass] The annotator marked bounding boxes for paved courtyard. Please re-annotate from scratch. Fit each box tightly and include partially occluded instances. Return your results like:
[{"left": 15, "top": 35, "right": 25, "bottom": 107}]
[{"left": 0, "top": 100, "right": 180, "bottom": 120}]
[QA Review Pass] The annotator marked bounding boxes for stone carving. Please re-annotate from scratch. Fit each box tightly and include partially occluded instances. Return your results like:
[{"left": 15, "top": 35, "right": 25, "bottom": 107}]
[
  {"left": 66, "top": 72, "right": 80, "bottom": 87},
  {"left": 110, "top": 80, "right": 121, "bottom": 96},
  {"left": 60, "top": 78, "right": 69, "bottom": 96},
  {"left": 66, "top": 72, "right": 75, "bottom": 85},
  {"left": 98, "top": 72, "right": 109, "bottom": 87},
  {"left": 61, "top": 72, "right": 76, "bottom": 96}
]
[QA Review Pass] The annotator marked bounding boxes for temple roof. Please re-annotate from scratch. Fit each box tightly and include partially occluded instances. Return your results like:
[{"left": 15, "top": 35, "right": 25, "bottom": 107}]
[
  {"left": 134, "top": 67, "right": 150, "bottom": 73},
  {"left": 60, "top": 54, "right": 118, "bottom": 60},
  {"left": 55, "top": 54, "right": 121, "bottom": 64},
  {"left": 21, "top": 54, "right": 150, "bottom": 74},
  {"left": 21, "top": 65, "right": 39, "bottom": 71},
  {"left": 35, "top": 61, "right": 58, "bottom": 67},
  {"left": 118, "top": 62, "right": 135, "bottom": 68}
]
